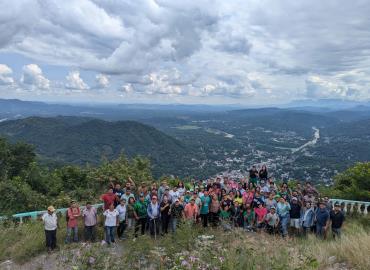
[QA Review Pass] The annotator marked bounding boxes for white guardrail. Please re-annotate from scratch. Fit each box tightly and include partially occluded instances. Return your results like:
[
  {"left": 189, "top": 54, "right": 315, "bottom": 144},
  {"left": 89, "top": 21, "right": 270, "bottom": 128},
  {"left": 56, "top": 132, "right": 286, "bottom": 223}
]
[{"left": 1, "top": 199, "right": 369, "bottom": 223}]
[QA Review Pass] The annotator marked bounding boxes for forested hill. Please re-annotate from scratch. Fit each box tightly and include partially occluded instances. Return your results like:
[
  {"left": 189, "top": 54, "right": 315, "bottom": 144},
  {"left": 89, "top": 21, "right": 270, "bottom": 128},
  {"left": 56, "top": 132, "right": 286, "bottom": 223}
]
[{"left": 0, "top": 116, "right": 200, "bottom": 177}]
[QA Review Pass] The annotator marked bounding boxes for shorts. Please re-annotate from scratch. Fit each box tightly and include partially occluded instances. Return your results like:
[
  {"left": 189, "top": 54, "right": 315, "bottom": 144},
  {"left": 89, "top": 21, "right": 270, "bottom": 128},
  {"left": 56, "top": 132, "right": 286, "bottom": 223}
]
[{"left": 290, "top": 218, "right": 300, "bottom": 229}]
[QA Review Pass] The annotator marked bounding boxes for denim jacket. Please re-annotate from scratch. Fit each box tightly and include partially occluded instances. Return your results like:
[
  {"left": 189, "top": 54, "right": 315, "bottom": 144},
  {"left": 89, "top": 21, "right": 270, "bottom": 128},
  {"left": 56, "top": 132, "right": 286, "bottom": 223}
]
[{"left": 301, "top": 207, "right": 315, "bottom": 227}]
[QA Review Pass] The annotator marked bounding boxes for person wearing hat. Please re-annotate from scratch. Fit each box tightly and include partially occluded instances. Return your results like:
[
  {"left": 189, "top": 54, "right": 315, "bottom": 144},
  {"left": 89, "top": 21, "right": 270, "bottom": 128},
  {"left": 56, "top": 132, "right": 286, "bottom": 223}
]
[
  {"left": 329, "top": 202, "right": 345, "bottom": 239},
  {"left": 315, "top": 200, "right": 330, "bottom": 239},
  {"left": 42, "top": 206, "right": 58, "bottom": 252}
]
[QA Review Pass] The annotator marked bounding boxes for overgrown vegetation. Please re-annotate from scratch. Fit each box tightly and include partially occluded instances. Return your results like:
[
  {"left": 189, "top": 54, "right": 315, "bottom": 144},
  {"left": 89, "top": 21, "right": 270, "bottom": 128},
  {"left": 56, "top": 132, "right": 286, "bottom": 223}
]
[
  {"left": 1, "top": 216, "right": 369, "bottom": 269},
  {"left": 320, "top": 162, "right": 370, "bottom": 201},
  {"left": 0, "top": 137, "right": 152, "bottom": 215}
]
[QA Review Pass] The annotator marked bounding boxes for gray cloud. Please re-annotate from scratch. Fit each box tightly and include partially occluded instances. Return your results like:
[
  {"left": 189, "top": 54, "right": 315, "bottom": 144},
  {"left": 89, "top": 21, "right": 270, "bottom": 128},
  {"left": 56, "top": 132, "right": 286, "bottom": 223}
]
[{"left": 1, "top": 0, "right": 370, "bottom": 102}]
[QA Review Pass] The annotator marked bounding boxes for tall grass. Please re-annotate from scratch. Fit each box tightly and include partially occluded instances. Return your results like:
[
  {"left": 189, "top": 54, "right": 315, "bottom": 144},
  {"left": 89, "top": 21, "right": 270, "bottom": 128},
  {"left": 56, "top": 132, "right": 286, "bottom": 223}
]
[{"left": 1, "top": 216, "right": 369, "bottom": 269}]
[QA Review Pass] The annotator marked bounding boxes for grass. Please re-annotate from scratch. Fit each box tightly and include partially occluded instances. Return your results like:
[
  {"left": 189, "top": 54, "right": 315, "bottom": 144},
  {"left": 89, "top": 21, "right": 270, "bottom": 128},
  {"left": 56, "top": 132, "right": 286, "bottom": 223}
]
[{"left": 1, "top": 216, "right": 369, "bottom": 269}]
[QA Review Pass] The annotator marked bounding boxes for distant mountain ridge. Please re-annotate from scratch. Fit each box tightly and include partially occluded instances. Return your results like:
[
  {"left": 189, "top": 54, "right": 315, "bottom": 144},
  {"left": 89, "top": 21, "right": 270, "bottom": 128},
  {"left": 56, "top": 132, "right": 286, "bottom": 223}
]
[{"left": 0, "top": 116, "right": 200, "bottom": 177}]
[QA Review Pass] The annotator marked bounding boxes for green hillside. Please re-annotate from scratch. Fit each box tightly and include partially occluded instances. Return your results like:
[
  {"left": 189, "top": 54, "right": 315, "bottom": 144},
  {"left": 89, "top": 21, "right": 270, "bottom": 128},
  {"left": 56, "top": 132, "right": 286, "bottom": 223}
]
[{"left": 0, "top": 117, "right": 200, "bottom": 178}]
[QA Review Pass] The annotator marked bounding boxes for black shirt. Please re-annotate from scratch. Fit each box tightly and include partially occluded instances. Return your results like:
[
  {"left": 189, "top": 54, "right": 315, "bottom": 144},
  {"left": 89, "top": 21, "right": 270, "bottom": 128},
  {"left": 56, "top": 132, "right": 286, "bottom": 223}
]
[
  {"left": 330, "top": 210, "right": 345, "bottom": 229},
  {"left": 290, "top": 203, "right": 301, "bottom": 219}
]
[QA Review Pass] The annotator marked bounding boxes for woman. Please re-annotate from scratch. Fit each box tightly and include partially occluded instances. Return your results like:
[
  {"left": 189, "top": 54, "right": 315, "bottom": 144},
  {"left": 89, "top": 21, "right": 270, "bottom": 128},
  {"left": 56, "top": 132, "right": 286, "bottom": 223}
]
[
  {"left": 301, "top": 202, "right": 315, "bottom": 236},
  {"left": 116, "top": 198, "right": 127, "bottom": 239},
  {"left": 276, "top": 197, "right": 291, "bottom": 238},
  {"left": 103, "top": 203, "right": 119, "bottom": 245},
  {"left": 160, "top": 195, "right": 171, "bottom": 234},
  {"left": 265, "top": 193, "right": 277, "bottom": 211},
  {"left": 177, "top": 181, "right": 186, "bottom": 196},
  {"left": 126, "top": 197, "right": 136, "bottom": 230},
  {"left": 209, "top": 194, "right": 220, "bottom": 226},
  {"left": 259, "top": 165, "right": 268, "bottom": 180},
  {"left": 234, "top": 190, "right": 243, "bottom": 205},
  {"left": 243, "top": 187, "right": 254, "bottom": 206}
]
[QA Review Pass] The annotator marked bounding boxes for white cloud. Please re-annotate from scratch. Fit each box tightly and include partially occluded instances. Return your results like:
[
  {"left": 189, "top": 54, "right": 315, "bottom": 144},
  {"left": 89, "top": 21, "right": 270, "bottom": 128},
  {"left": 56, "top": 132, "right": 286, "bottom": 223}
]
[
  {"left": 1, "top": 0, "right": 370, "bottom": 102},
  {"left": 66, "top": 71, "right": 89, "bottom": 90},
  {"left": 21, "top": 64, "right": 50, "bottom": 89},
  {"left": 305, "top": 75, "right": 355, "bottom": 99},
  {"left": 0, "top": 64, "right": 15, "bottom": 85},
  {"left": 96, "top": 74, "right": 109, "bottom": 88}
]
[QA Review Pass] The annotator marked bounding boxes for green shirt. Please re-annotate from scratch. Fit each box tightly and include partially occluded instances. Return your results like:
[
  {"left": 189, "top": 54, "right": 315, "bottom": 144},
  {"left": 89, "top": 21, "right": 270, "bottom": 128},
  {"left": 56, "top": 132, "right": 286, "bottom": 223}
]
[{"left": 134, "top": 201, "right": 148, "bottom": 218}]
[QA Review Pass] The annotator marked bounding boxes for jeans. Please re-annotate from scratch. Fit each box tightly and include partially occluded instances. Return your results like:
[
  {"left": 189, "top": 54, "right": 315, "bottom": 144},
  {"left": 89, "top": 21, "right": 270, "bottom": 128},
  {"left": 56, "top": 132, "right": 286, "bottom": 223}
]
[
  {"left": 332, "top": 227, "right": 341, "bottom": 239},
  {"left": 200, "top": 213, "right": 209, "bottom": 227},
  {"left": 149, "top": 218, "right": 160, "bottom": 237},
  {"left": 117, "top": 221, "right": 126, "bottom": 238},
  {"left": 84, "top": 225, "right": 96, "bottom": 242},
  {"left": 65, "top": 226, "right": 78, "bottom": 243},
  {"left": 134, "top": 217, "right": 147, "bottom": 237},
  {"left": 105, "top": 226, "right": 116, "bottom": 244},
  {"left": 279, "top": 215, "right": 289, "bottom": 237},
  {"left": 161, "top": 214, "right": 170, "bottom": 234},
  {"left": 45, "top": 229, "right": 57, "bottom": 250},
  {"left": 302, "top": 226, "right": 310, "bottom": 237},
  {"left": 316, "top": 224, "right": 326, "bottom": 238},
  {"left": 171, "top": 217, "right": 178, "bottom": 232}
]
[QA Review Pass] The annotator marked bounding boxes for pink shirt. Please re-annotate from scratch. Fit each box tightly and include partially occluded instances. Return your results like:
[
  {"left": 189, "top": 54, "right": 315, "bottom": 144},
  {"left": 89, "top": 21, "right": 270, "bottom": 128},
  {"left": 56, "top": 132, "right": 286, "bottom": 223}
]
[{"left": 67, "top": 207, "right": 80, "bottom": 228}]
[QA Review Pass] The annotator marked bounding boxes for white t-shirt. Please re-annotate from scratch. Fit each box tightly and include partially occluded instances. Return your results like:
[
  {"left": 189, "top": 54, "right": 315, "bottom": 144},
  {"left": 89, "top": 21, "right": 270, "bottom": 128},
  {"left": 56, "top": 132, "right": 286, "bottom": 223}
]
[
  {"left": 103, "top": 209, "right": 119, "bottom": 226},
  {"left": 42, "top": 212, "right": 57, "bottom": 230},
  {"left": 169, "top": 190, "right": 180, "bottom": 201},
  {"left": 116, "top": 204, "right": 127, "bottom": 222}
]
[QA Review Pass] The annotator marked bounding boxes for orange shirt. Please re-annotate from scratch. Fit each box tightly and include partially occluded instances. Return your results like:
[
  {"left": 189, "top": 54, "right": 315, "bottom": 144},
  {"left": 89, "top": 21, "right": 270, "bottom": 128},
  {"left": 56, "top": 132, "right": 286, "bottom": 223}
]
[{"left": 184, "top": 203, "right": 199, "bottom": 219}]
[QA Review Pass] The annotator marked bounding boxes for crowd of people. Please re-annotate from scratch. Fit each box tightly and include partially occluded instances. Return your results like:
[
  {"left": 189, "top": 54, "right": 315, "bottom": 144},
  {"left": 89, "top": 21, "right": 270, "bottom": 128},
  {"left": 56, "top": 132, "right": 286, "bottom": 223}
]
[{"left": 41, "top": 166, "right": 345, "bottom": 252}]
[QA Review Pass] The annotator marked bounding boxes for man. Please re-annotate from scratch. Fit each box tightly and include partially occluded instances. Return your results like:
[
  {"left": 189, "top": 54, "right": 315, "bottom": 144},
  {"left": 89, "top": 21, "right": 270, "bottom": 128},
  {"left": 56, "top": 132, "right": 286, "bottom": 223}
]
[
  {"left": 42, "top": 206, "right": 58, "bottom": 252},
  {"left": 330, "top": 202, "right": 345, "bottom": 239},
  {"left": 289, "top": 197, "right": 302, "bottom": 236},
  {"left": 82, "top": 202, "right": 97, "bottom": 242},
  {"left": 170, "top": 199, "right": 184, "bottom": 232},
  {"left": 123, "top": 176, "right": 136, "bottom": 193},
  {"left": 121, "top": 188, "right": 135, "bottom": 203},
  {"left": 101, "top": 187, "right": 118, "bottom": 210},
  {"left": 113, "top": 183, "right": 124, "bottom": 207},
  {"left": 184, "top": 198, "right": 199, "bottom": 221},
  {"left": 200, "top": 191, "right": 211, "bottom": 227},
  {"left": 65, "top": 200, "right": 80, "bottom": 243},
  {"left": 134, "top": 194, "right": 148, "bottom": 237},
  {"left": 147, "top": 195, "right": 161, "bottom": 238},
  {"left": 315, "top": 201, "right": 330, "bottom": 239}
]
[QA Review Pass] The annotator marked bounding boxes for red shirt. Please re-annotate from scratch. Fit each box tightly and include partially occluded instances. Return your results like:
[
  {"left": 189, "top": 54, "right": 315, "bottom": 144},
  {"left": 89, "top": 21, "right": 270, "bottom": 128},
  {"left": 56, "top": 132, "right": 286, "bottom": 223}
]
[
  {"left": 255, "top": 207, "right": 267, "bottom": 222},
  {"left": 102, "top": 193, "right": 117, "bottom": 210},
  {"left": 67, "top": 207, "right": 80, "bottom": 228}
]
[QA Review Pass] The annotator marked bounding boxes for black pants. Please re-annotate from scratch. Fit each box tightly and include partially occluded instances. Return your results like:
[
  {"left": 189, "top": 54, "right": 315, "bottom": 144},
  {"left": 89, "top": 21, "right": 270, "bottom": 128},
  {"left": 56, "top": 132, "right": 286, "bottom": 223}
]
[
  {"left": 45, "top": 229, "right": 57, "bottom": 250},
  {"left": 117, "top": 221, "right": 126, "bottom": 238},
  {"left": 161, "top": 214, "right": 170, "bottom": 234},
  {"left": 135, "top": 217, "right": 147, "bottom": 236},
  {"left": 84, "top": 225, "right": 96, "bottom": 242},
  {"left": 209, "top": 212, "right": 219, "bottom": 226},
  {"left": 149, "top": 218, "right": 160, "bottom": 237},
  {"left": 200, "top": 213, "right": 209, "bottom": 227}
]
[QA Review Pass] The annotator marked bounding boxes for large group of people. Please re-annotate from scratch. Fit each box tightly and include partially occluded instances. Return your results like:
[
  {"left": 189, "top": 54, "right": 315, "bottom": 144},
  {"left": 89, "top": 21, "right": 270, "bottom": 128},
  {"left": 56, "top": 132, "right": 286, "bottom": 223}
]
[{"left": 41, "top": 166, "right": 345, "bottom": 252}]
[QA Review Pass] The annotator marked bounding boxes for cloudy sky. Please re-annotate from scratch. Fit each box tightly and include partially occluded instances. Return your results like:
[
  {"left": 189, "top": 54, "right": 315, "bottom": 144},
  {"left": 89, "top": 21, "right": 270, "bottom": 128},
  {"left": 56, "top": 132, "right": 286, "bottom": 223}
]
[{"left": 1, "top": 0, "right": 370, "bottom": 105}]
